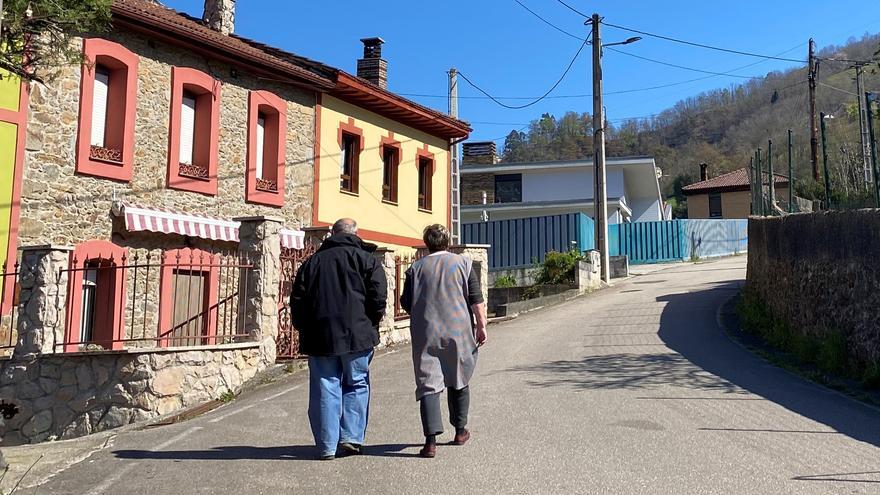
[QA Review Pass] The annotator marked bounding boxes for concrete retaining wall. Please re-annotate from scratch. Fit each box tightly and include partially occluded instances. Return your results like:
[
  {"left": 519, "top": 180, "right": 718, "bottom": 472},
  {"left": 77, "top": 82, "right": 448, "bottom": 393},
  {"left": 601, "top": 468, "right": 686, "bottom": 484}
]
[{"left": 747, "top": 211, "right": 880, "bottom": 364}]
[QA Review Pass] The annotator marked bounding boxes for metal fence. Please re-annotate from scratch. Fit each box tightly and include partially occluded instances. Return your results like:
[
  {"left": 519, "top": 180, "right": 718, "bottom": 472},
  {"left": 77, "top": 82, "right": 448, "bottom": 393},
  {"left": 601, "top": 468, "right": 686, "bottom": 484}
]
[
  {"left": 277, "top": 243, "right": 318, "bottom": 360},
  {"left": 463, "top": 213, "right": 595, "bottom": 270},
  {"left": 56, "top": 250, "right": 252, "bottom": 352},
  {"left": 0, "top": 260, "right": 20, "bottom": 356},
  {"left": 394, "top": 253, "right": 424, "bottom": 319},
  {"left": 610, "top": 219, "right": 749, "bottom": 264}
]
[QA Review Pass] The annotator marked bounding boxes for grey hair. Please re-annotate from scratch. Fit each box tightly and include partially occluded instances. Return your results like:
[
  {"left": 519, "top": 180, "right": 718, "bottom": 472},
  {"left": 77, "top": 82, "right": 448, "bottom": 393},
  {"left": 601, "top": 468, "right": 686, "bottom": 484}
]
[
  {"left": 332, "top": 218, "right": 358, "bottom": 235},
  {"left": 422, "top": 224, "right": 450, "bottom": 252}
]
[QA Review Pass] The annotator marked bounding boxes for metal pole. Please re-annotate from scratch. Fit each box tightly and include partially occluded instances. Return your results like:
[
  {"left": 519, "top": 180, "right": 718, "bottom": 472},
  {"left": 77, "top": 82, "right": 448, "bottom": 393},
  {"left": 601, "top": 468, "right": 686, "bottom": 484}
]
[
  {"left": 448, "top": 68, "right": 461, "bottom": 243},
  {"left": 591, "top": 13, "right": 609, "bottom": 283},
  {"left": 820, "top": 112, "right": 832, "bottom": 209},
  {"left": 788, "top": 129, "right": 794, "bottom": 213},
  {"left": 808, "top": 39, "right": 820, "bottom": 181},
  {"left": 767, "top": 139, "right": 775, "bottom": 211},
  {"left": 748, "top": 156, "right": 755, "bottom": 215},
  {"left": 756, "top": 148, "right": 763, "bottom": 216},
  {"left": 866, "top": 94, "right": 880, "bottom": 208},
  {"left": 855, "top": 64, "right": 871, "bottom": 185}
]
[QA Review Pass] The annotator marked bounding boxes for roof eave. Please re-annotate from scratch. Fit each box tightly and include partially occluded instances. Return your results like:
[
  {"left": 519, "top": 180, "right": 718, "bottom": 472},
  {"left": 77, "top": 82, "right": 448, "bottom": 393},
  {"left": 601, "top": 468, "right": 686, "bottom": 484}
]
[{"left": 332, "top": 72, "right": 471, "bottom": 141}]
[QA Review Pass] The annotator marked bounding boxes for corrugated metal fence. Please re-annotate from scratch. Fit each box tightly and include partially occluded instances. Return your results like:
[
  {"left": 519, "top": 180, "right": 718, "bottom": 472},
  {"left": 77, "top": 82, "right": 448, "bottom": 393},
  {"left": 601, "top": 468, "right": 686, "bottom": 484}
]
[
  {"left": 610, "top": 219, "right": 748, "bottom": 264},
  {"left": 463, "top": 213, "right": 595, "bottom": 270}
]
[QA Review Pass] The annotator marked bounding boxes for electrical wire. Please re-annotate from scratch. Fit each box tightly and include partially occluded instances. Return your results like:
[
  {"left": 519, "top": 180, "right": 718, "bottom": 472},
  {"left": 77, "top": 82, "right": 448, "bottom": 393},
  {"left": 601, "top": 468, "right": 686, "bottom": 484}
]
[
  {"left": 513, "top": 0, "right": 583, "bottom": 41},
  {"left": 603, "top": 46, "right": 755, "bottom": 79},
  {"left": 818, "top": 81, "right": 858, "bottom": 96},
  {"left": 556, "top": 0, "right": 590, "bottom": 18},
  {"left": 600, "top": 20, "right": 808, "bottom": 63},
  {"left": 456, "top": 38, "right": 589, "bottom": 110}
]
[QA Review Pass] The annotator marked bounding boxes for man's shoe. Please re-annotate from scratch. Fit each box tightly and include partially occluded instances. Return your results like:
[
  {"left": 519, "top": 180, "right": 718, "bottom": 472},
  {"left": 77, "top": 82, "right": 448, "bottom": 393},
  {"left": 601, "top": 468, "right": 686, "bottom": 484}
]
[
  {"left": 339, "top": 442, "right": 362, "bottom": 456},
  {"left": 419, "top": 442, "right": 436, "bottom": 458},
  {"left": 319, "top": 453, "right": 335, "bottom": 461},
  {"left": 452, "top": 429, "right": 470, "bottom": 446}
]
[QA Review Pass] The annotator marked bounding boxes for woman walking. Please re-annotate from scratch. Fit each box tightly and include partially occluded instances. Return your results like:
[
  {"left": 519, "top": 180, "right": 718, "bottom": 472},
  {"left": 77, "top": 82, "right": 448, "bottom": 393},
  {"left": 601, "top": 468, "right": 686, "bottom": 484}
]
[{"left": 401, "top": 224, "right": 488, "bottom": 458}]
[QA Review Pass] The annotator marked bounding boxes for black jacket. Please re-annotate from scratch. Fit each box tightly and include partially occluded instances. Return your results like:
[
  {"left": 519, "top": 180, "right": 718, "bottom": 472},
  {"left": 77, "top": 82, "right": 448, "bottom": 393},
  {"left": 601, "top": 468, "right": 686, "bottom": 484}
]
[{"left": 291, "top": 234, "right": 388, "bottom": 356}]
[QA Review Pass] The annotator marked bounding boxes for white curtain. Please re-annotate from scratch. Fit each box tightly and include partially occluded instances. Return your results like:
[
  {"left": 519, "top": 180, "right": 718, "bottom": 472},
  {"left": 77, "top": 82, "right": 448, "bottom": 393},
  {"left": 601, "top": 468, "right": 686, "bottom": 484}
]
[
  {"left": 90, "top": 69, "right": 111, "bottom": 147},
  {"left": 180, "top": 94, "right": 197, "bottom": 164}
]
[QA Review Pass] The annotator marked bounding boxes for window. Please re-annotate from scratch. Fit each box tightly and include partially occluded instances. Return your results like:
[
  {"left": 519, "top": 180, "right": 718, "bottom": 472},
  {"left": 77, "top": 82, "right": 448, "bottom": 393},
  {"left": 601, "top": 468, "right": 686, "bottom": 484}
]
[
  {"left": 340, "top": 133, "right": 359, "bottom": 193},
  {"left": 337, "top": 118, "right": 363, "bottom": 194},
  {"left": 380, "top": 140, "right": 400, "bottom": 204},
  {"left": 65, "top": 241, "right": 127, "bottom": 352},
  {"left": 158, "top": 248, "right": 220, "bottom": 347},
  {"left": 709, "top": 193, "right": 723, "bottom": 218},
  {"left": 76, "top": 38, "right": 139, "bottom": 181},
  {"left": 418, "top": 157, "right": 433, "bottom": 211},
  {"left": 495, "top": 174, "right": 522, "bottom": 203},
  {"left": 246, "top": 90, "right": 286, "bottom": 207},
  {"left": 168, "top": 67, "right": 221, "bottom": 195}
]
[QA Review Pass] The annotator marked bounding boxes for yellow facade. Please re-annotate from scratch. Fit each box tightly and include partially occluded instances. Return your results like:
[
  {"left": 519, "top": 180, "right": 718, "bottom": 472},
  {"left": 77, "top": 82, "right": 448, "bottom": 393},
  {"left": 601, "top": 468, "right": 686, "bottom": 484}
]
[
  {"left": 687, "top": 187, "right": 789, "bottom": 219},
  {"left": 0, "top": 70, "right": 22, "bottom": 270},
  {"left": 316, "top": 95, "right": 450, "bottom": 252}
]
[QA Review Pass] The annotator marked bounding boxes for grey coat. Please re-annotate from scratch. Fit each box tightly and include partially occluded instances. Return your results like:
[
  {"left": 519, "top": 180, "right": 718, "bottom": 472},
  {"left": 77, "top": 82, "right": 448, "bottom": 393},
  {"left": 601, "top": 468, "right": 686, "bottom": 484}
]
[{"left": 401, "top": 252, "right": 479, "bottom": 400}]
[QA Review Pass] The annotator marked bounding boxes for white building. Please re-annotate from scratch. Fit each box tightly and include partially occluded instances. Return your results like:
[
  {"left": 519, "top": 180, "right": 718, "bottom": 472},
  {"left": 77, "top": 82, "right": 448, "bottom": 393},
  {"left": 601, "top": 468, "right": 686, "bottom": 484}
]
[{"left": 460, "top": 154, "right": 666, "bottom": 224}]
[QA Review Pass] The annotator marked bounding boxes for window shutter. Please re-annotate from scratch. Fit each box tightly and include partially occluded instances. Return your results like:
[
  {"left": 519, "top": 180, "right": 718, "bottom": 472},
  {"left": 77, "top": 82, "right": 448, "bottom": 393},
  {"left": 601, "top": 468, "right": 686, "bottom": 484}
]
[
  {"left": 340, "top": 139, "right": 347, "bottom": 175},
  {"left": 256, "top": 114, "right": 266, "bottom": 179},
  {"left": 180, "top": 94, "right": 197, "bottom": 165},
  {"left": 91, "top": 69, "right": 111, "bottom": 147}
]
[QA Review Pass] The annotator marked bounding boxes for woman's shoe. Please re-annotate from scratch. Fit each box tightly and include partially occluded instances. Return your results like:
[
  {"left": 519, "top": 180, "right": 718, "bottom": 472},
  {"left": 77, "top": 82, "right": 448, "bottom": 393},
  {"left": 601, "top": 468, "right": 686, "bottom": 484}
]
[
  {"left": 452, "top": 429, "right": 470, "bottom": 446},
  {"left": 419, "top": 442, "right": 436, "bottom": 458}
]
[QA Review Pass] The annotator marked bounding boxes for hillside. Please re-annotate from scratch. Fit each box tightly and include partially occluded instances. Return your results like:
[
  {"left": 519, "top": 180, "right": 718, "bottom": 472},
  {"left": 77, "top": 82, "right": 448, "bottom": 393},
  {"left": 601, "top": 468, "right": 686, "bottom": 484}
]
[{"left": 499, "top": 34, "right": 880, "bottom": 216}]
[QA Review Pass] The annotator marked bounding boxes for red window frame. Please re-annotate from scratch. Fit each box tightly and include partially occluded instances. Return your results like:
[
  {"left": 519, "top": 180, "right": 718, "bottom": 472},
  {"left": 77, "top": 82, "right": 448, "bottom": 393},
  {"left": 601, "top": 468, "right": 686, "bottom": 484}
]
[
  {"left": 75, "top": 38, "right": 139, "bottom": 182},
  {"left": 416, "top": 146, "right": 435, "bottom": 212},
  {"left": 380, "top": 134, "right": 401, "bottom": 204},
  {"left": 157, "top": 248, "right": 220, "bottom": 348},
  {"left": 338, "top": 118, "right": 364, "bottom": 194},
  {"left": 246, "top": 90, "right": 287, "bottom": 207},
  {"left": 167, "top": 67, "right": 221, "bottom": 195},
  {"left": 65, "top": 241, "right": 128, "bottom": 352}
]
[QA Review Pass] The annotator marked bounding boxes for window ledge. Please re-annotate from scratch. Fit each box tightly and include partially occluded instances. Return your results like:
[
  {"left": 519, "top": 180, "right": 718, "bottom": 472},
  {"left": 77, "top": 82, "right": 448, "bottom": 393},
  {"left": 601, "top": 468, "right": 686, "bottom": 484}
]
[
  {"left": 340, "top": 189, "right": 359, "bottom": 197},
  {"left": 418, "top": 208, "right": 433, "bottom": 214},
  {"left": 382, "top": 199, "right": 399, "bottom": 206},
  {"left": 179, "top": 163, "right": 210, "bottom": 181}
]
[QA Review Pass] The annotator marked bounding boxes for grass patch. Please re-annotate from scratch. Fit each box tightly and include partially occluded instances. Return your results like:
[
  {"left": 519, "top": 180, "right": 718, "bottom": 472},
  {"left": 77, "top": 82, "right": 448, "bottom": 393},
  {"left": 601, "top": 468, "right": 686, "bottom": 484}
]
[
  {"left": 736, "top": 287, "right": 880, "bottom": 401},
  {"left": 218, "top": 390, "right": 236, "bottom": 403},
  {"left": 493, "top": 275, "right": 517, "bottom": 289}
]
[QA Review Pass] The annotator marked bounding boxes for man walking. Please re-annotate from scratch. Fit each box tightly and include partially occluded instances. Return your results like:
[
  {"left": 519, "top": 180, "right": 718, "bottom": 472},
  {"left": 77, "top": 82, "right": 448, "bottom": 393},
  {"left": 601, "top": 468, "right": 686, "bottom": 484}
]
[{"left": 291, "top": 218, "right": 387, "bottom": 460}]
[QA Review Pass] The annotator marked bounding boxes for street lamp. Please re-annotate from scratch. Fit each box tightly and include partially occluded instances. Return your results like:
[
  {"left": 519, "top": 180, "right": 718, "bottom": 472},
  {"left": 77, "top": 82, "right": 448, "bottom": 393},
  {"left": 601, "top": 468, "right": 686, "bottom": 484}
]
[{"left": 589, "top": 15, "right": 641, "bottom": 284}]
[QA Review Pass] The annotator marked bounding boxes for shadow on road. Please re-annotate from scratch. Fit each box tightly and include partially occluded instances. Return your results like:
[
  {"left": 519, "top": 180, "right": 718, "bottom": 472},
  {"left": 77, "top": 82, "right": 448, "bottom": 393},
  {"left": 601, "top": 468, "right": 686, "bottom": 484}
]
[
  {"left": 656, "top": 280, "right": 880, "bottom": 450},
  {"left": 112, "top": 443, "right": 422, "bottom": 461}
]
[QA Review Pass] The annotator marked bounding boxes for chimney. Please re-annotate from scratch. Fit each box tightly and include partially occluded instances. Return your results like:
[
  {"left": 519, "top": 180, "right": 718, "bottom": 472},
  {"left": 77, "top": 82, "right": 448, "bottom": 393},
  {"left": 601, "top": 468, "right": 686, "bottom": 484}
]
[
  {"left": 699, "top": 162, "right": 709, "bottom": 181},
  {"left": 203, "top": 0, "right": 236, "bottom": 35},
  {"left": 462, "top": 141, "right": 498, "bottom": 165},
  {"left": 357, "top": 37, "right": 388, "bottom": 89}
]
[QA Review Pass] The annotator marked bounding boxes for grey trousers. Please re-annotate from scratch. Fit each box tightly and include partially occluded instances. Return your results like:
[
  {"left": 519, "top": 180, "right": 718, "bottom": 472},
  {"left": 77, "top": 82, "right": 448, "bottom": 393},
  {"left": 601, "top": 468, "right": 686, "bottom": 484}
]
[{"left": 419, "top": 386, "right": 470, "bottom": 436}]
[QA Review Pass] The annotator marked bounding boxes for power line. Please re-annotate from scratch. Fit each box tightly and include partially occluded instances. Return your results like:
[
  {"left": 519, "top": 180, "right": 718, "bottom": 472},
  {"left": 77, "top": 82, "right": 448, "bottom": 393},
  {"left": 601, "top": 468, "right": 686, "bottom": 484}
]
[
  {"left": 604, "top": 46, "right": 755, "bottom": 79},
  {"left": 555, "top": 0, "right": 589, "bottom": 18},
  {"left": 513, "top": 0, "right": 583, "bottom": 41},
  {"left": 818, "top": 81, "right": 858, "bottom": 96},
  {"left": 457, "top": 37, "right": 589, "bottom": 110},
  {"left": 600, "top": 20, "right": 809, "bottom": 63}
]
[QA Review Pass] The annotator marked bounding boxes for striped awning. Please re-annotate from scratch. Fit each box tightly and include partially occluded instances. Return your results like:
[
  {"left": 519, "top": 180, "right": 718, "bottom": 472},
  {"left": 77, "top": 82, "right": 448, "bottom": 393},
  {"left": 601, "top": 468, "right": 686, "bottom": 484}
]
[{"left": 112, "top": 201, "right": 305, "bottom": 249}]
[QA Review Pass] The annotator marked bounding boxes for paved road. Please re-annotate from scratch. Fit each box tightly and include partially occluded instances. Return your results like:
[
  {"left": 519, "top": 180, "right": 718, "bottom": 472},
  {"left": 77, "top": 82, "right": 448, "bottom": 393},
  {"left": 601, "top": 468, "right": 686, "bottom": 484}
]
[{"left": 30, "top": 257, "right": 880, "bottom": 494}]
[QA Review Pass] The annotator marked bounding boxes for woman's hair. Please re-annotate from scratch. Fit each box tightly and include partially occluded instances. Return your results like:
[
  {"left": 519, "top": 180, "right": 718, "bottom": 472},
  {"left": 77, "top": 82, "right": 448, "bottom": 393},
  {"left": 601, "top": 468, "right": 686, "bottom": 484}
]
[{"left": 422, "top": 224, "right": 450, "bottom": 252}]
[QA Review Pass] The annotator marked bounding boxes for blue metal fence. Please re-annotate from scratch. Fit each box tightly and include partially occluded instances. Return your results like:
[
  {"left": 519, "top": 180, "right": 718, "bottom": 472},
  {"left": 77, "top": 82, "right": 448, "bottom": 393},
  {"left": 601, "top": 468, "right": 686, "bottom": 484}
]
[
  {"left": 609, "top": 219, "right": 749, "bottom": 264},
  {"left": 463, "top": 213, "right": 595, "bottom": 270}
]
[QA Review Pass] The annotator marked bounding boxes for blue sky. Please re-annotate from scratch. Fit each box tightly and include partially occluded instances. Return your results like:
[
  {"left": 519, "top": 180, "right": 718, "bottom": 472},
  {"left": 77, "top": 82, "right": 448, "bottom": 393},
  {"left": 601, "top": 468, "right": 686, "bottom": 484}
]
[{"left": 163, "top": 0, "right": 880, "bottom": 144}]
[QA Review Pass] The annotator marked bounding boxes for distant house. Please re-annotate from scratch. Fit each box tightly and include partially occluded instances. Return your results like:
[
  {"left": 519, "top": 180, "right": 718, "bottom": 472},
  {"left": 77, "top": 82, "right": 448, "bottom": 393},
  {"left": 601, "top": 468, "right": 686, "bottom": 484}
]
[
  {"left": 460, "top": 142, "right": 665, "bottom": 224},
  {"left": 683, "top": 166, "right": 788, "bottom": 219}
]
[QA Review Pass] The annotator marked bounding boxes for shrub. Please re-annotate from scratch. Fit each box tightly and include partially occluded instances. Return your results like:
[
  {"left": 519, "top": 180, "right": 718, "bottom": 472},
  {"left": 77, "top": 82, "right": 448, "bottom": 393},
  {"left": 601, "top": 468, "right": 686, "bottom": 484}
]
[
  {"left": 493, "top": 275, "right": 517, "bottom": 289},
  {"left": 534, "top": 250, "right": 582, "bottom": 285}
]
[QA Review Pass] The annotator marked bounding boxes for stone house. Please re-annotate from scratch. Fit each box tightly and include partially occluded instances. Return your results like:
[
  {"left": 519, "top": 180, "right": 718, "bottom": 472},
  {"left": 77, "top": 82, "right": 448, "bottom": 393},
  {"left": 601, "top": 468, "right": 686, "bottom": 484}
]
[{"left": 0, "top": 0, "right": 474, "bottom": 444}]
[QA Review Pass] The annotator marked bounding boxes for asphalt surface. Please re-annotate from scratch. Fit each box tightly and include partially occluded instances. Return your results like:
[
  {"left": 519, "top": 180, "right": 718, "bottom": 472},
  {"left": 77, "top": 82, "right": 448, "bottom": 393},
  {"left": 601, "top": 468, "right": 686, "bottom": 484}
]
[{"left": 29, "top": 256, "right": 880, "bottom": 494}]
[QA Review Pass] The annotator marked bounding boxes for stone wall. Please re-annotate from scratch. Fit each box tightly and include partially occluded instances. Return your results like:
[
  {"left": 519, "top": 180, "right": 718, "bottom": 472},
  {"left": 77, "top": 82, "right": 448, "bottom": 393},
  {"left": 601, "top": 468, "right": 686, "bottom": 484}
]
[
  {"left": 19, "top": 28, "right": 315, "bottom": 250},
  {"left": 747, "top": 211, "right": 880, "bottom": 364},
  {"left": 0, "top": 343, "right": 263, "bottom": 445},
  {"left": 461, "top": 173, "right": 495, "bottom": 206}
]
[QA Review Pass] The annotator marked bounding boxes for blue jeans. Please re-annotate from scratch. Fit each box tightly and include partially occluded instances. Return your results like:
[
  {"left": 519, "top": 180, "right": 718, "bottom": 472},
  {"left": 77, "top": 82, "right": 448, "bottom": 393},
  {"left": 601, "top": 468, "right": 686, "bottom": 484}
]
[{"left": 307, "top": 349, "right": 373, "bottom": 456}]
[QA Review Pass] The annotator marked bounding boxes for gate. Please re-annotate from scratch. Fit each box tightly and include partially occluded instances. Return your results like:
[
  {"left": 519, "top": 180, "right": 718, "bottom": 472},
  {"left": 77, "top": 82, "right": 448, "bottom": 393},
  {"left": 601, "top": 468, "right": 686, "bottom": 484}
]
[
  {"left": 609, "top": 220, "right": 685, "bottom": 264},
  {"left": 277, "top": 243, "right": 318, "bottom": 360}
]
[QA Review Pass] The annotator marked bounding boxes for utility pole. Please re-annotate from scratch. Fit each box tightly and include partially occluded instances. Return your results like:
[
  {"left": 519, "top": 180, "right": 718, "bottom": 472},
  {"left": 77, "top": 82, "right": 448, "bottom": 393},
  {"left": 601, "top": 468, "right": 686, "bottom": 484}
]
[
  {"left": 854, "top": 64, "right": 871, "bottom": 185},
  {"left": 767, "top": 139, "right": 775, "bottom": 210},
  {"left": 591, "top": 13, "right": 610, "bottom": 284},
  {"left": 820, "top": 112, "right": 832, "bottom": 209},
  {"left": 448, "top": 68, "right": 461, "bottom": 244},
  {"left": 748, "top": 156, "right": 755, "bottom": 215},
  {"left": 808, "top": 39, "right": 820, "bottom": 181},
  {"left": 788, "top": 129, "right": 794, "bottom": 213}
]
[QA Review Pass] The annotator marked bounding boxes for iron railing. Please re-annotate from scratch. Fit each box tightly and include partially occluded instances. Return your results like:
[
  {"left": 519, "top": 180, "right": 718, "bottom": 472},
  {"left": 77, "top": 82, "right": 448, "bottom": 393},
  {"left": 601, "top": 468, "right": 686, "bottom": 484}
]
[
  {"left": 0, "top": 260, "right": 20, "bottom": 356},
  {"left": 276, "top": 243, "right": 318, "bottom": 360},
  {"left": 393, "top": 253, "right": 424, "bottom": 320},
  {"left": 56, "top": 250, "right": 252, "bottom": 352}
]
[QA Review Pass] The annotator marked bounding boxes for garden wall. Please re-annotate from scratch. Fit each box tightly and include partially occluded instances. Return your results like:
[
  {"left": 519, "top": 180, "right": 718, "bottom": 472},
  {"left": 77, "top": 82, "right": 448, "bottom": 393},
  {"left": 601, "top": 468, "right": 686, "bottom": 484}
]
[{"left": 747, "top": 211, "right": 880, "bottom": 364}]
